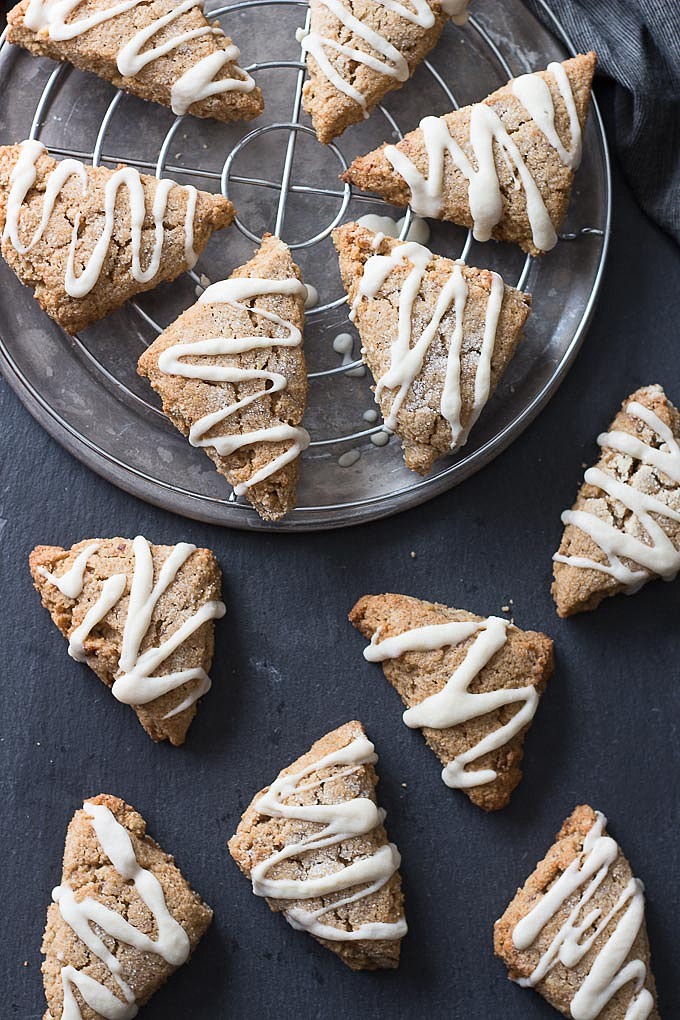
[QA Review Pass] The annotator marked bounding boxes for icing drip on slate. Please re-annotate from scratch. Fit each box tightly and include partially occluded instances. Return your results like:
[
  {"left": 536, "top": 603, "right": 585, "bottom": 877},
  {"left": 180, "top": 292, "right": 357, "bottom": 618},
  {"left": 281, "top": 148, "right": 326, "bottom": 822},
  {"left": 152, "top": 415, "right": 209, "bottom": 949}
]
[
  {"left": 54, "top": 800, "right": 191, "bottom": 1020},
  {"left": 3, "top": 140, "right": 199, "bottom": 300},
  {"left": 364, "top": 616, "right": 539, "bottom": 789},
  {"left": 554, "top": 401, "right": 680, "bottom": 591},
  {"left": 383, "top": 61, "right": 583, "bottom": 251},
  {"left": 22, "top": 0, "right": 256, "bottom": 115},
  {"left": 157, "top": 277, "right": 311, "bottom": 496},
  {"left": 511, "top": 811, "right": 654, "bottom": 1020},
  {"left": 250, "top": 734, "right": 407, "bottom": 941},
  {"left": 350, "top": 240, "right": 504, "bottom": 447},
  {"left": 42, "top": 537, "right": 225, "bottom": 719}
]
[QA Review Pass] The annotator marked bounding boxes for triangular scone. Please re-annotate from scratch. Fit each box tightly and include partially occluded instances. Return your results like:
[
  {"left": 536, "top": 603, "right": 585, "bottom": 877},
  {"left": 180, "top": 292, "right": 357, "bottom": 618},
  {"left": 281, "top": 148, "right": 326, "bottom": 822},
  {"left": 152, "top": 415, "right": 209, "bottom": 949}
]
[
  {"left": 138, "top": 234, "right": 309, "bottom": 522},
  {"left": 228, "top": 721, "right": 407, "bottom": 970},
  {"left": 342, "top": 53, "right": 596, "bottom": 255},
  {"left": 300, "top": 0, "right": 458, "bottom": 145},
  {"left": 29, "top": 536, "right": 225, "bottom": 745},
  {"left": 333, "top": 222, "right": 531, "bottom": 474},
  {"left": 7, "top": 0, "right": 263, "bottom": 122},
  {"left": 350, "top": 594, "right": 553, "bottom": 811},
  {"left": 43, "top": 794, "right": 212, "bottom": 1020},
  {"left": 552, "top": 385, "right": 680, "bottom": 617},
  {"left": 0, "top": 141, "right": 234, "bottom": 333},
  {"left": 494, "top": 805, "right": 659, "bottom": 1019}
]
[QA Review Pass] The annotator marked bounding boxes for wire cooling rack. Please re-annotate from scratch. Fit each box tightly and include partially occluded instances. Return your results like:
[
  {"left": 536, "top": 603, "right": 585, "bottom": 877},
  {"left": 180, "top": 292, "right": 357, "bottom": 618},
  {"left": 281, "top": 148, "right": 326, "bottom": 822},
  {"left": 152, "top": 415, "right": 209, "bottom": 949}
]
[{"left": 0, "top": 0, "right": 610, "bottom": 530}]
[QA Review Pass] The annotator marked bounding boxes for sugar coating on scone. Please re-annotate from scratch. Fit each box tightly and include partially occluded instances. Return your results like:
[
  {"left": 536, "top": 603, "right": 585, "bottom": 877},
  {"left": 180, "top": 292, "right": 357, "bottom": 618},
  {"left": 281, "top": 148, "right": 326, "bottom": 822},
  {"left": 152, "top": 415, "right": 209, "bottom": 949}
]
[
  {"left": 29, "top": 537, "right": 225, "bottom": 745},
  {"left": 342, "top": 53, "right": 596, "bottom": 255},
  {"left": 300, "top": 0, "right": 456, "bottom": 144},
  {"left": 552, "top": 384, "right": 680, "bottom": 617},
  {"left": 350, "top": 594, "right": 553, "bottom": 811},
  {"left": 0, "top": 141, "right": 234, "bottom": 333},
  {"left": 228, "top": 720, "right": 407, "bottom": 970},
  {"left": 7, "top": 0, "right": 263, "bottom": 123},
  {"left": 138, "top": 234, "right": 309, "bottom": 522},
  {"left": 333, "top": 222, "right": 531, "bottom": 475},
  {"left": 494, "top": 805, "right": 659, "bottom": 1019},
  {"left": 42, "top": 794, "right": 212, "bottom": 1020}
]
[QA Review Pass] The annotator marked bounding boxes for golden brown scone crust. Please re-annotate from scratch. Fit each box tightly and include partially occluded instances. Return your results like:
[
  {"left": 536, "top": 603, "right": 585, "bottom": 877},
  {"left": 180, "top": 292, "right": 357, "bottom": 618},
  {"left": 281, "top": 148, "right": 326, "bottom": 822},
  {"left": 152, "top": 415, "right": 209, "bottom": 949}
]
[
  {"left": 42, "top": 793, "right": 212, "bottom": 1020},
  {"left": 138, "top": 234, "right": 308, "bottom": 522},
  {"left": 302, "top": 0, "right": 449, "bottom": 144},
  {"left": 29, "top": 538, "right": 223, "bottom": 745},
  {"left": 333, "top": 222, "right": 531, "bottom": 475},
  {"left": 552, "top": 385, "right": 680, "bottom": 617},
  {"left": 349, "top": 594, "right": 553, "bottom": 810},
  {"left": 0, "top": 144, "right": 234, "bottom": 333},
  {"left": 228, "top": 720, "right": 406, "bottom": 970},
  {"left": 7, "top": 0, "right": 264, "bottom": 123},
  {"left": 493, "top": 805, "right": 659, "bottom": 1019},
  {"left": 342, "top": 53, "right": 596, "bottom": 256}
]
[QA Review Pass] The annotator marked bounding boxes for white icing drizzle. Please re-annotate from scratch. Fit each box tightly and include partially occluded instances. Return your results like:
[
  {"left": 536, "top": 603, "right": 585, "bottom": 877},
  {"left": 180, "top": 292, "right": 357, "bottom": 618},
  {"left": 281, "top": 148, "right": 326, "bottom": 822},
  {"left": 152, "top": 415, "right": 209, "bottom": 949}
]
[
  {"left": 511, "top": 811, "right": 654, "bottom": 1020},
  {"left": 3, "top": 140, "right": 199, "bottom": 301},
  {"left": 54, "top": 799, "right": 191, "bottom": 1020},
  {"left": 43, "top": 536, "right": 225, "bottom": 718},
  {"left": 38, "top": 542, "right": 100, "bottom": 598},
  {"left": 351, "top": 239, "right": 505, "bottom": 447},
  {"left": 356, "top": 212, "right": 431, "bottom": 245},
  {"left": 554, "top": 400, "right": 680, "bottom": 592},
  {"left": 384, "top": 62, "right": 583, "bottom": 251},
  {"left": 364, "top": 616, "right": 539, "bottom": 789},
  {"left": 157, "top": 277, "right": 310, "bottom": 496},
  {"left": 250, "top": 734, "right": 407, "bottom": 941},
  {"left": 22, "top": 0, "right": 256, "bottom": 115}
]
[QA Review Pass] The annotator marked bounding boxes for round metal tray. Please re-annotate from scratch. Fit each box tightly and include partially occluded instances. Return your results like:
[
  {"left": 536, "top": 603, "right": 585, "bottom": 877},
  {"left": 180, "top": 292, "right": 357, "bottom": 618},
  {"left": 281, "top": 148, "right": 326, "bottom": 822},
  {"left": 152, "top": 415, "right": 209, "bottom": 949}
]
[{"left": 0, "top": 0, "right": 610, "bottom": 530}]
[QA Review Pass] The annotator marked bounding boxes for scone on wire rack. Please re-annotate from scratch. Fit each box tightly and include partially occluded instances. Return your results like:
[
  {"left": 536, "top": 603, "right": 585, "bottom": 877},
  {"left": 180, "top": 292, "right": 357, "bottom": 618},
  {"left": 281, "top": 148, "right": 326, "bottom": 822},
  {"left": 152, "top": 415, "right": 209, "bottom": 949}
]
[
  {"left": 138, "top": 234, "right": 309, "bottom": 523},
  {"left": 0, "top": 140, "right": 234, "bottom": 333}
]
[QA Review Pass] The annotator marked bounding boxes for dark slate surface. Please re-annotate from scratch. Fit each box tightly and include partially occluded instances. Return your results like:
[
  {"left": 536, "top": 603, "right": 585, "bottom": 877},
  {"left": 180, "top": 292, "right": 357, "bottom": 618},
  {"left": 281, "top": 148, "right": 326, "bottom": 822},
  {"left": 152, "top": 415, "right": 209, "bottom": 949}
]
[{"left": 1, "top": 84, "right": 679, "bottom": 1020}]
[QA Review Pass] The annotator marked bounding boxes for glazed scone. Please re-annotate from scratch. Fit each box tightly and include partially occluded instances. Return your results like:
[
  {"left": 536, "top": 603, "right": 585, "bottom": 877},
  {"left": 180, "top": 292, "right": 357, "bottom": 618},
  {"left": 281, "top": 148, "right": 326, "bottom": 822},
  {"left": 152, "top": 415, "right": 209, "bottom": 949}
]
[
  {"left": 333, "top": 222, "right": 531, "bottom": 475},
  {"left": 342, "top": 53, "right": 596, "bottom": 256},
  {"left": 301, "top": 0, "right": 459, "bottom": 144},
  {"left": 7, "top": 0, "right": 263, "bottom": 122},
  {"left": 494, "top": 805, "right": 659, "bottom": 1019},
  {"left": 29, "top": 537, "right": 225, "bottom": 745},
  {"left": 0, "top": 141, "right": 234, "bottom": 333},
  {"left": 43, "top": 794, "right": 212, "bottom": 1020},
  {"left": 552, "top": 385, "right": 680, "bottom": 617},
  {"left": 228, "top": 721, "right": 407, "bottom": 970},
  {"left": 350, "top": 594, "right": 553, "bottom": 811},
  {"left": 138, "top": 234, "right": 309, "bottom": 522}
]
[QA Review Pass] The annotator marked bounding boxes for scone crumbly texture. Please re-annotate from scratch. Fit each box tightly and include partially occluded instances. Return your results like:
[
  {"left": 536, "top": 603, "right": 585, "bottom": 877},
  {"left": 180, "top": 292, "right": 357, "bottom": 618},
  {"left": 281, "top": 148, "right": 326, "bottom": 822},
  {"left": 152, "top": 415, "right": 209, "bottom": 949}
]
[
  {"left": 138, "top": 234, "right": 308, "bottom": 522},
  {"left": 494, "top": 805, "right": 659, "bottom": 1019},
  {"left": 302, "top": 0, "right": 449, "bottom": 144},
  {"left": 0, "top": 144, "right": 234, "bottom": 333},
  {"left": 552, "top": 384, "right": 680, "bottom": 617},
  {"left": 29, "top": 537, "right": 223, "bottom": 745},
  {"left": 333, "top": 222, "right": 531, "bottom": 475},
  {"left": 42, "top": 793, "right": 212, "bottom": 1020},
  {"left": 342, "top": 53, "right": 596, "bottom": 256},
  {"left": 7, "top": 0, "right": 264, "bottom": 123},
  {"left": 228, "top": 720, "right": 406, "bottom": 971},
  {"left": 349, "top": 594, "right": 553, "bottom": 811}
]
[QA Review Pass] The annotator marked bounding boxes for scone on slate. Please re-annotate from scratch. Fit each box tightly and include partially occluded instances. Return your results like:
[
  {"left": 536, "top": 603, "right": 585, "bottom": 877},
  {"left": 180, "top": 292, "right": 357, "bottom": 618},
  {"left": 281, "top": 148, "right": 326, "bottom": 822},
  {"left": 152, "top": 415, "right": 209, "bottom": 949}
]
[
  {"left": 138, "top": 234, "right": 309, "bottom": 522},
  {"left": 43, "top": 794, "right": 212, "bottom": 1020},
  {"left": 350, "top": 594, "right": 553, "bottom": 810},
  {"left": 0, "top": 141, "right": 234, "bottom": 333},
  {"left": 333, "top": 222, "right": 531, "bottom": 475},
  {"left": 494, "top": 805, "right": 659, "bottom": 1019},
  {"left": 228, "top": 720, "right": 407, "bottom": 970},
  {"left": 7, "top": 0, "right": 263, "bottom": 122},
  {"left": 301, "top": 0, "right": 460, "bottom": 144},
  {"left": 552, "top": 384, "right": 680, "bottom": 617},
  {"left": 29, "top": 536, "right": 225, "bottom": 745},
  {"left": 342, "top": 53, "right": 596, "bottom": 255}
]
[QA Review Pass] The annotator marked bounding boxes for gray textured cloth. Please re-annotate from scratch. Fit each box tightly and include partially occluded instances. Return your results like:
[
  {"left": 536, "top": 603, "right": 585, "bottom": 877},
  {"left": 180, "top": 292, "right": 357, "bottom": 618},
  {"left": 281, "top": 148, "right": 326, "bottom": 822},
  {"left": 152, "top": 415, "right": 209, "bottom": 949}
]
[{"left": 525, "top": 0, "right": 680, "bottom": 243}]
